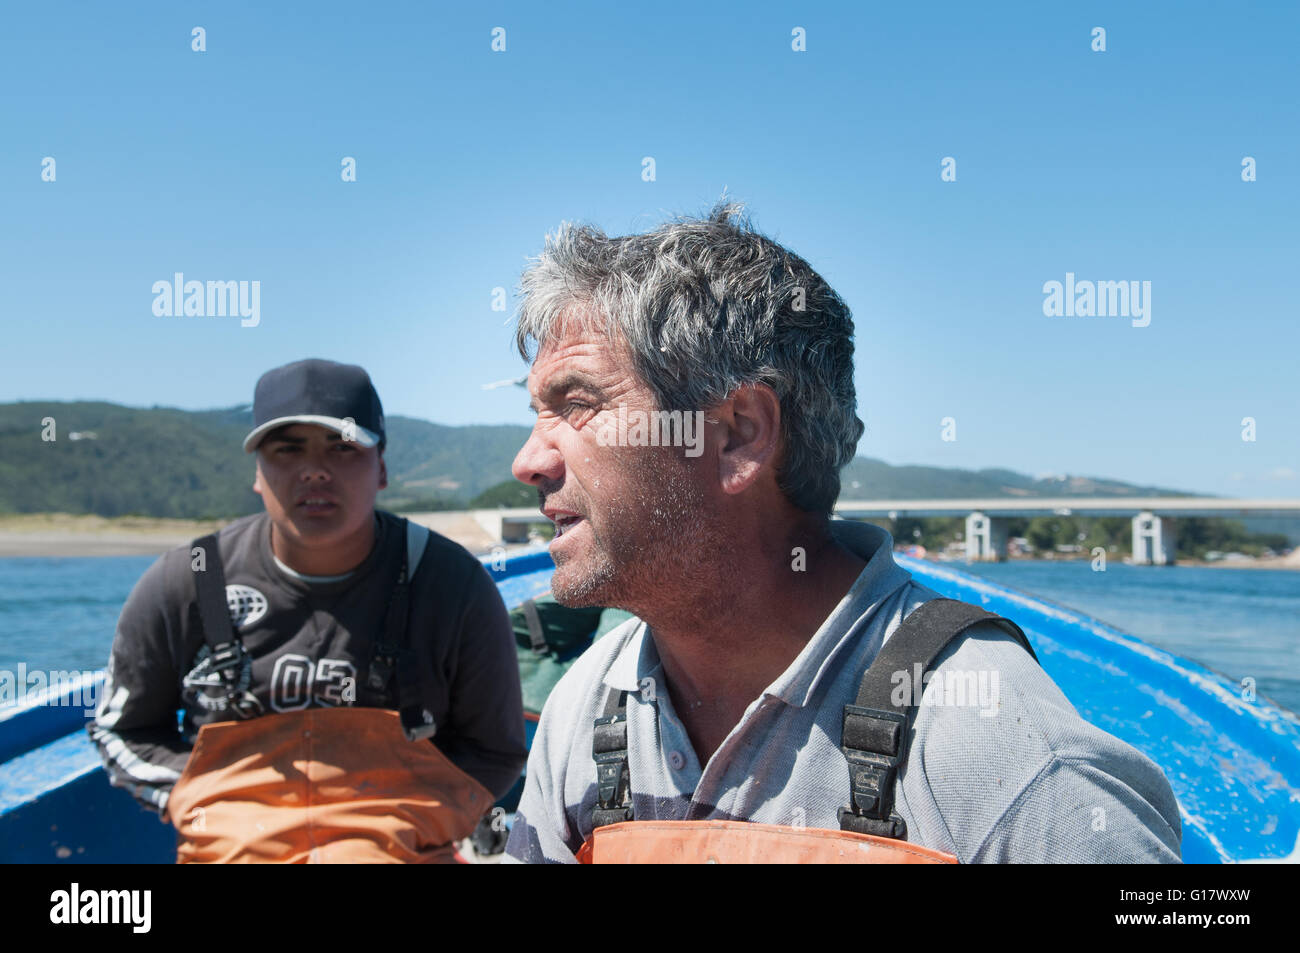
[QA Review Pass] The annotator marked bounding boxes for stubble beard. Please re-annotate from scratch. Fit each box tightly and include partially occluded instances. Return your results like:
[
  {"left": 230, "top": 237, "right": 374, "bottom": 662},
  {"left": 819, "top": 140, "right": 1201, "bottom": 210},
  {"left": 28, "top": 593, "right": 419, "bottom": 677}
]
[{"left": 549, "top": 447, "right": 726, "bottom": 619}]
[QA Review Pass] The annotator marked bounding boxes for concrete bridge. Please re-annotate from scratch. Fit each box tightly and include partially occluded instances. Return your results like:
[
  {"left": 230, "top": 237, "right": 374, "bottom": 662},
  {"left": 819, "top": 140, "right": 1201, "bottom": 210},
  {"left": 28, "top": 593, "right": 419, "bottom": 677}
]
[
  {"left": 450, "top": 498, "right": 1300, "bottom": 566},
  {"left": 835, "top": 498, "right": 1300, "bottom": 565}
]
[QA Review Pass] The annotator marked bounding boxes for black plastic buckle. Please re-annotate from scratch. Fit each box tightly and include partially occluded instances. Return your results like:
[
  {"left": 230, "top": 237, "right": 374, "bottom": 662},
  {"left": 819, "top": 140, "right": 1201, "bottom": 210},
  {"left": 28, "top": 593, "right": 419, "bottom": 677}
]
[
  {"left": 838, "top": 806, "right": 908, "bottom": 839},
  {"left": 592, "top": 710, "right": 631, "bottom": 817},
  {"left": 841, "top": 705, "right": 907, "bottom": 759},
  {"left": 209, "top": 641, "right": 241, "bottom": 664},
  {"left": 367, "top": 655, "right": 395, "bottom": 693},
  {"left": 845, "top": 754, "right": 895, "bottom": 815},
  {"left": 592, "top": 806, "right": 634, "bottom": 827},
  {"left": 840, "top": 704, "right": 908, "bottom": 832},
  {"left": 592, "top": 711, "right": 628, "bottom": 755},
  {"left": 208, "top": 641, "right": 247, "bottom": 685},
  {"left": 595, "top": 756, "right": 628, "bottom": 807},
  {"left": 400, "top": 704, "right": 437, "bottom": 742}
]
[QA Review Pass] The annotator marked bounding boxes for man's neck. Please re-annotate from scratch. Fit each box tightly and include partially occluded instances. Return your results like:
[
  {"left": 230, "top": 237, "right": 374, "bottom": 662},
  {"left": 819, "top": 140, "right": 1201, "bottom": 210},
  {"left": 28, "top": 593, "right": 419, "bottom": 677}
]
[
  {"left": 269, "top": 513, "right": 378, "bottom": 577},
  {"left": 644, "top": 523, "right": 868, "bottom": 764}
]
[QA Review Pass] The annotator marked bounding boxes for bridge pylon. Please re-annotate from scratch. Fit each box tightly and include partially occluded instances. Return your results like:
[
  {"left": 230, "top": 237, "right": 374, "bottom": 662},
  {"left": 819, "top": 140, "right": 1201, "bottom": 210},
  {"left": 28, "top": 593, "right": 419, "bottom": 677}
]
[
  {"left": 1131, "top": 511, "right": 1176, "bottom": 565},
  {"left": 965, "top": 511, "right": 1008, "bottom": 561}
]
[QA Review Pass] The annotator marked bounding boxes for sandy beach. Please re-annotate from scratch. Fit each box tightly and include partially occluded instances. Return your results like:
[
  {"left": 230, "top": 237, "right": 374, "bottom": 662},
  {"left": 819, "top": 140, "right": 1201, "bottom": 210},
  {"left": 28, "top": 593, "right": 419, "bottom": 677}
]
[
  {"left": 0, "top": 512, "right": 509, "bottom": 558},
  {"left": 0, "top": 514, "right": 228, "bottom": 557},
  {"left": 1177, "top": 554, "right": 1300, "bottom": 570}
]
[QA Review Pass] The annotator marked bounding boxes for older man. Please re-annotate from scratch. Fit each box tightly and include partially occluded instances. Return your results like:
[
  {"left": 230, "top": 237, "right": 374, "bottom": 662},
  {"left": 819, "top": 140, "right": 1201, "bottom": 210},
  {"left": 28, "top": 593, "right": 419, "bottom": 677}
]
[{"left": 504, "top": 204, "right": 1182, "bottom": 863}]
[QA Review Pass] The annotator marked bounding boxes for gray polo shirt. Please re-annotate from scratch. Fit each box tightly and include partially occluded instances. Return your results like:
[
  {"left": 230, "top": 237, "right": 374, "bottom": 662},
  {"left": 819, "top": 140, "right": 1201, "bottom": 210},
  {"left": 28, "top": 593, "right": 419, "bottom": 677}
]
[{"left": 505, "top": 520, "right": 1182, "bottom": 863}]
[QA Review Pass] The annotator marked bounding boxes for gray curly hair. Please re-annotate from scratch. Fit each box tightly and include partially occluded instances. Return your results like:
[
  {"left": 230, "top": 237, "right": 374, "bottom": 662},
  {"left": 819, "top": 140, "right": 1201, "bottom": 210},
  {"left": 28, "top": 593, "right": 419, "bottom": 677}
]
[{"left": 514, "top": 201, "right": 864, "bottom": 514}]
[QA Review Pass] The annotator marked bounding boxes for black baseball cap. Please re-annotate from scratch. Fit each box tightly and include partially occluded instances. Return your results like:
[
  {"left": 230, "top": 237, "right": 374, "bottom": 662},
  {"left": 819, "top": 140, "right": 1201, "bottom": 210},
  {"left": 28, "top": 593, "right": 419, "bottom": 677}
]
[{"left": 243, "top": 359, "right": 386, "bottom": 453}]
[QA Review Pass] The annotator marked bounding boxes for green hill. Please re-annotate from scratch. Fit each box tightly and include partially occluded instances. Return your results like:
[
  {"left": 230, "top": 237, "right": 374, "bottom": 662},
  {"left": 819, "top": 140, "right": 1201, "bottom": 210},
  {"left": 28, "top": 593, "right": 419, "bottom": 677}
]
[
  {"left": 0, "top": 401, "right": 1294, "bottom": 546},
  {"left": 838, "top": 459, "right": 1195, "bottom": 500},
  {"left": 0, "top": 402, "right": 259, "bottom": 519},
  {"left": 0, "top": 401, "right": 530, "bottom": 519}
]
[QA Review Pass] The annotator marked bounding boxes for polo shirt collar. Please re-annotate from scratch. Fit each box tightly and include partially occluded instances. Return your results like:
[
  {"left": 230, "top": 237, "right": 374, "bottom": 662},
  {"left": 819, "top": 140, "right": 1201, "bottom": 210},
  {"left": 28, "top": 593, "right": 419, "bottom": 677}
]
[
  {"left": 599, "top": 520, "right": 913, "bottom": 704},
  {"left": 603, "top": 618, "right": 654, "bottom": 693}
]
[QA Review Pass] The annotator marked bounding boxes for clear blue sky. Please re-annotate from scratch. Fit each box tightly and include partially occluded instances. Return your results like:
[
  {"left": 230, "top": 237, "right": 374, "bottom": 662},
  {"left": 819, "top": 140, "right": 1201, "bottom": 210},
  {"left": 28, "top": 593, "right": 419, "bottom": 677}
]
[{"left": 2, "top": 1, "right": 1296, "bottom": 498}]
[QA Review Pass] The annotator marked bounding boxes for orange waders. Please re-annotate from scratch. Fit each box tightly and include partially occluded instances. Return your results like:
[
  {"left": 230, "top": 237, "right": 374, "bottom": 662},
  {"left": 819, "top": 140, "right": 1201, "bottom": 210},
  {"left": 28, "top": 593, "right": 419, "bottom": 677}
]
[
  {"left": 175, "top": 522, "right": 490, "bottom": 862},
  {"left": 578, "top": 598, "right": 1037, "bottom": 865},
  {"left": 577, "top": 820, "right": 957, "bottom": 864},
  {"left": 166, "top": 707, "right": 492, "bottom": 863}
]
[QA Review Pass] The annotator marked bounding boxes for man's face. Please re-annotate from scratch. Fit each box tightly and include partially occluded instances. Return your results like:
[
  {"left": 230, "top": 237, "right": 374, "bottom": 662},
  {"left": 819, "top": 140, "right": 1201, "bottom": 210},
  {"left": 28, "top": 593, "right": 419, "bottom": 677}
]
[
  {"left": 252, "top": 423, "right": 387, "bottom": 549},
  {"left": 511, "top": 323, "right": 716, "bottom": 609}
]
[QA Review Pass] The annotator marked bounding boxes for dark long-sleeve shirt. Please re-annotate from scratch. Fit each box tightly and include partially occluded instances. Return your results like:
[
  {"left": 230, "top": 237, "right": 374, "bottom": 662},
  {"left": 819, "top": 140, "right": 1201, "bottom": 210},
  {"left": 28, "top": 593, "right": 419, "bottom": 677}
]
[{"left": 89, "top": 509, "right": 527, "bottom": 818}]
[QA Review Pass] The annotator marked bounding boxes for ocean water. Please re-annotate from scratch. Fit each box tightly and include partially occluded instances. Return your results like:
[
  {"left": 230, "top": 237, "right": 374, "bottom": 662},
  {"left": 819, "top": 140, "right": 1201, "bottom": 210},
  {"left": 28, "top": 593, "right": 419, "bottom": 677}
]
[
  {"left": 951, "top": 559, "right": 1299, "bottom": 714},
  {"left": 0, "top": 556, "right": 158, "bottom": 677},
  {"left": 0, "top": 554, "right": 1296, "bottom": 714}
]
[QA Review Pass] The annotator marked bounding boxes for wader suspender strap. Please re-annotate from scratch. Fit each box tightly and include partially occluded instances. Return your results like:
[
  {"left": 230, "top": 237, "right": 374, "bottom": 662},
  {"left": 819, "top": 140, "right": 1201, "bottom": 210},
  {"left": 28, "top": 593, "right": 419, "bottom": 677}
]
[
  {"left": 191, "top": 534, "right": 251, "bottom": 703},
  {"left": 191, "top": 520, "right": 433, "bottom": 739},
  {"left": 521, "top": 599, "right": 549, "bottom": 655},
  {"left": 366, "top": 518, "right": 438, "bottom": 742},
  {"left": 592, "top": 689, "right": 633, "bottom": 828},
  {"left": 837, "top": 598, "right": 1038, "bottom": 839}
]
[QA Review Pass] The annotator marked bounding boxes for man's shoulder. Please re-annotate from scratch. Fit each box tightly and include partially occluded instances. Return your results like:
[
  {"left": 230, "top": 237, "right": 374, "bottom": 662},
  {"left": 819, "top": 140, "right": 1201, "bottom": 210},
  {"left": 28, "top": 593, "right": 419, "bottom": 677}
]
[
  {"left": 155, "top": 512, "right": 264, "bottom": 560},
  {"left": 199, "top": 513, "right": 268, "bottom": 573},
  {"left": 909, "top": 614, "right": 1136, "bottom": 771},
  {"left": 903, "top": 619, "right": 1064, "bottom": 812},
  {"left": 900, "top": 614, "right": 1181, "bottom": 859},
  {"left": 127, "top": 513, "right": 264, "bottom": 604},
  {"left": 380, "top": 511, "right": 484, "bottom": 580}
]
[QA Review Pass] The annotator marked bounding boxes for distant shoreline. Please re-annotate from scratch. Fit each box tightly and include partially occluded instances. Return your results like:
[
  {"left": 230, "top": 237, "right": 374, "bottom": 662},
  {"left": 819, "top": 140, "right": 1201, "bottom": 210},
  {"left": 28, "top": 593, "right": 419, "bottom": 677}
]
[
  {"left": 0, "top": 514, "right": 227, "bottom": 557},
  {"left": 914, "top": 551, "right": 1300, "bottom": 572},
  {"left": 0, "top": 513, "right": 514, "bottom": 559},
  {"left": 2, "top": 513, "right": 1295, "bottom": 570}
]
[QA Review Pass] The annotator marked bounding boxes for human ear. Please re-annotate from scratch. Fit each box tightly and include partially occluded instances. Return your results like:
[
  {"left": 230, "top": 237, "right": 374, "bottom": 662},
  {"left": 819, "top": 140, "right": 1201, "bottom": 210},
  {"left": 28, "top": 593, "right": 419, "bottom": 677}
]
[{"left": 714, "top": 383, "right": 781, "bottom": 496}]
